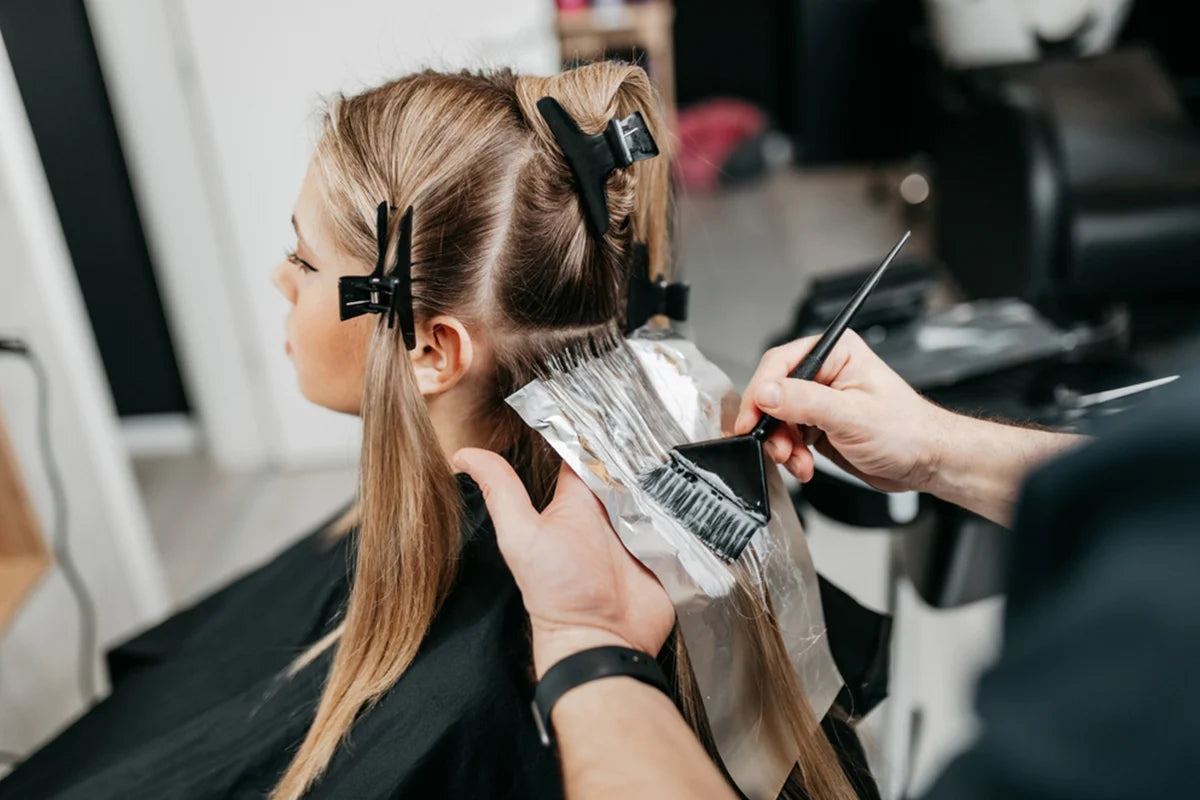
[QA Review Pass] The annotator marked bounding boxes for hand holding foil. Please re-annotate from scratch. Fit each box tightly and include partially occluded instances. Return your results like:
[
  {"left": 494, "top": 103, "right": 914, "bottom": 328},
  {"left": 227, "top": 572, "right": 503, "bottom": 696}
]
[
  {"left": 452, "top": 449, "right": 676, "bottom": 678},
  {"left": 507, "top": 325, "right": 844, "bottom": 800}
]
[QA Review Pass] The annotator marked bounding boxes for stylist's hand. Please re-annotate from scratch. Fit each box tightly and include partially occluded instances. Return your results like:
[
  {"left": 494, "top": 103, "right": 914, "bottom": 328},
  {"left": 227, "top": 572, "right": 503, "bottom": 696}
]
[
  {"left": 454, "top": 449, "right": 676, "bottom": 678},
  {"left": 737, "top": 329, "right": 950, "bottom": 493}
]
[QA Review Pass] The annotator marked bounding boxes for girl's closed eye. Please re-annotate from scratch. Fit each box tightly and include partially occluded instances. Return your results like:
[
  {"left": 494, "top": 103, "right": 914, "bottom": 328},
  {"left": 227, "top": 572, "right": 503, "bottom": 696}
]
[{"left": 286, "top": 249, "right": 318, "bottom": 273}]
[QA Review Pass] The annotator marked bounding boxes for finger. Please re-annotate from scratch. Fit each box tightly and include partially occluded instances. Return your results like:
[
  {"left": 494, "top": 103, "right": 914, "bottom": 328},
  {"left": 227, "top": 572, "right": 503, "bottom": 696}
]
[
  {"left": 755, "top": 376, "right": 857, "bottom": 434},
  {"left": 734, "top": 392, "right": 764, "bottom": 435},
  {"left": 453, "top": 448, "right": 539, "bottom": 550},
  {"left": 747, "top": 329, "right": 866, "bottom": 397},
  {"left": 785, "top": 446, "right": 815, "bottom": 482},
  {"left": 552, "top": 460, "right": 605, "bottom": 512},
  {"left": 763, "top": 426, "right": 794, "bottom": 464},
  {"left": 737, "top": 336, "right": 818, "bottom": 432},
  {"left": 738, "top": 334, "right": 865, "bottom": 433}
]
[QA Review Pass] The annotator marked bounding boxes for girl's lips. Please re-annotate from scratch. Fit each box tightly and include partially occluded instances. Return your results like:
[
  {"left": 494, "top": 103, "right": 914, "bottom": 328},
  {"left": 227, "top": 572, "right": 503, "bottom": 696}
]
[{"left": 285, "top": 341, "right": 293, "bottom": 356}]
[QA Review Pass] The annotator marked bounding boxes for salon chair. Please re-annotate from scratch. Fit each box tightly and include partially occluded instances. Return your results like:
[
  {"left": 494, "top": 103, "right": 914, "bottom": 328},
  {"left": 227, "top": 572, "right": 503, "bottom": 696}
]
[
  {"left": 934, "top": 47, "right": 1200, "bottom": 325},
  {"left": 919, "top": 46, "right": 1200, "bottom": 603},
  {"left": 784, "top": 47, "right": 1200, "bottom": 609}
]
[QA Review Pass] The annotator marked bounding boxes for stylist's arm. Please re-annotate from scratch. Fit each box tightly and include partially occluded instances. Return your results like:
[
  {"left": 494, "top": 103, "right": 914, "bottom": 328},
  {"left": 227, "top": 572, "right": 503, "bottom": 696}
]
[
  {"left": 452, "top": 449, "right": 735, "bottom": 800},
  {"left": 739, "top": 330, "right": 1086, "bottom": 526}
]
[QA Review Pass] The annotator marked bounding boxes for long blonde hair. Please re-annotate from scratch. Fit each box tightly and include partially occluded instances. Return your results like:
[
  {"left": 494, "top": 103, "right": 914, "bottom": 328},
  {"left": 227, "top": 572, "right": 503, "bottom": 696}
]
[{"left": 271, "top": 63, "right": 858, "bottom": 800}]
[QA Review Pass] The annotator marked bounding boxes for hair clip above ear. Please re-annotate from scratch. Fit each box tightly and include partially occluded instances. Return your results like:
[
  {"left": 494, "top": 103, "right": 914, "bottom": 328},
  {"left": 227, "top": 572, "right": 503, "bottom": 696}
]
[
  {"left": 536, "top": 96, "right": 660, "bottom": 240},
  {"left": 338, "top": 201, "right": 417, "bottom": 351},
  {"left": 624, "top": 242, "right": 689, "bottom": 334}
]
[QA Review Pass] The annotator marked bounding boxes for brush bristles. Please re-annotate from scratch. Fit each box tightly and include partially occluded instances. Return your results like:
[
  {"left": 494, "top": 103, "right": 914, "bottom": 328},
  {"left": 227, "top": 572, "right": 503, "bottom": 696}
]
[
  {"left": 529, "top": 333, "right": 760, "bottom": 565},
  {"left": 641, "top": 460, "right": 764, "bottom": 561}
]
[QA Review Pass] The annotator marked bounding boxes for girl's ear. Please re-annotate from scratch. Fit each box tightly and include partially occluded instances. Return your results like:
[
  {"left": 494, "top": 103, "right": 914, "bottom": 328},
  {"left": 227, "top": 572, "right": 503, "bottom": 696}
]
[{"left": 410, "top": 316, "right": 475, "bottom": 396}]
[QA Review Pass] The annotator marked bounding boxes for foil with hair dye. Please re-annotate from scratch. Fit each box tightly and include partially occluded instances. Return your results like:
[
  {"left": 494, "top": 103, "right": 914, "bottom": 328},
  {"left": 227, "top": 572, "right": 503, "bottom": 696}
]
[{"left": 507, "top": 324, "right": 843, "bottom": 800}]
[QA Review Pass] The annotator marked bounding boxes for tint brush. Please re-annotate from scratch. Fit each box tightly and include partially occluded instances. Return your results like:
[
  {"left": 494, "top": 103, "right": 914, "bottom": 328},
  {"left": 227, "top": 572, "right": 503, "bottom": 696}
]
[{"left": 640, "top": 231, "right": 911, "bottom": 561}]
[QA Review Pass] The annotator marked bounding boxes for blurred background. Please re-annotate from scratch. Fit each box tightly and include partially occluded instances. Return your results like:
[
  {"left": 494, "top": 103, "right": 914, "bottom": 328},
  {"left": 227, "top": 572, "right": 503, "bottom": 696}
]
[{"left": 1, "top": 0, "right": 1196, "bottom": 796}]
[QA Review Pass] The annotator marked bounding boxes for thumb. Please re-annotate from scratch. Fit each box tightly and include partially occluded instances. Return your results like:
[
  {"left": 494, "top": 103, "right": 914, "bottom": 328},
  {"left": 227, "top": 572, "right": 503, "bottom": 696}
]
[
  {"left": 453, "top": 448, "right": 539, "bottom": 550},
  {"left": 552, "top": 460, "right": 603, "bottom": 509},
  {"left": 756, "top": 377, "right": 856, "bottom": 434}
]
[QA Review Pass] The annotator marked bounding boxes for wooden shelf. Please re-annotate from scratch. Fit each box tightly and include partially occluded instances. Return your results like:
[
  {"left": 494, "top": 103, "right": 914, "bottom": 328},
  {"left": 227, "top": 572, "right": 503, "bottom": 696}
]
[{"left": 556, "top": 1, "right": 677, "bottom": 124}]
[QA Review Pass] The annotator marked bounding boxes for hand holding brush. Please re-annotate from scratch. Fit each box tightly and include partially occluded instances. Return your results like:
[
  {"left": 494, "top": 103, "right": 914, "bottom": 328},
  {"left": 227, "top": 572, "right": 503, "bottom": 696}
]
[
  {"left": 640, "top": 231, "right": 911, "bottom": 561},
  {"left": 737, "top": 325, "right": 1087, "bottom": 528},
  {"left": 735, "top": 328, "right": 938, "bottom": 488}
]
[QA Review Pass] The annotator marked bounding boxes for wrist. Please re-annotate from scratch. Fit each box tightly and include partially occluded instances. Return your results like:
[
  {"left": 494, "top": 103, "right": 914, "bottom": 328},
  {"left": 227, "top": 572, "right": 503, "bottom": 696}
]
[
  {"left": 913, "top": 400, "right": 963, "bottom": 496},
  {"left": 920, "top": 408, "right": 997, "bottom": 501},
  {"left": 551, "top": 673, "right": 665, "bottom": 729},
  {"left": 919, "top": 411, "right": 1082, "bottom": 526},
  {"left": 531, "top": 625, "right": 638, "bottom": 680}
]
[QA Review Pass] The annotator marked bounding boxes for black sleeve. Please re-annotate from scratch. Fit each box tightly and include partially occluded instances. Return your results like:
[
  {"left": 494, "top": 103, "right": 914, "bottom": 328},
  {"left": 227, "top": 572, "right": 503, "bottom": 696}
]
[{"left": 922, "top": 389, "right": 1200, "bottom": 800}]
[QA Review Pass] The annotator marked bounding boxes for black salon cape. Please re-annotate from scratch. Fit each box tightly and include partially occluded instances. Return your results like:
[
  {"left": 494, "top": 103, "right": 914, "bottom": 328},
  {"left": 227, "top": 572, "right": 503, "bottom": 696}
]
[
  {"left": 0, "top": 475, "right": 563, "bottom": 799},
  {"left": 2, "top": 473, "right": 880, "bottom": 800}
]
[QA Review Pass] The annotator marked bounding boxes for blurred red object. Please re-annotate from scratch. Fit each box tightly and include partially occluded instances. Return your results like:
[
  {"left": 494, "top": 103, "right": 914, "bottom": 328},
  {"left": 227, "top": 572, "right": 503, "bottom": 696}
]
[
  {"left": 674, "top": 98, "right": 768, "bottom": 192},
  {"left": 555, "top": 0, "right": 589, "bottom": 10}
]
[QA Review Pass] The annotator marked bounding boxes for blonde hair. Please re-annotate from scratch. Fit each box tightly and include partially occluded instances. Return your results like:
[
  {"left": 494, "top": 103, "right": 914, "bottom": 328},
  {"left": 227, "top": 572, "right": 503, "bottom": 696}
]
[{"left": 271, "top": 64, "right": 858, "bottom": 800}]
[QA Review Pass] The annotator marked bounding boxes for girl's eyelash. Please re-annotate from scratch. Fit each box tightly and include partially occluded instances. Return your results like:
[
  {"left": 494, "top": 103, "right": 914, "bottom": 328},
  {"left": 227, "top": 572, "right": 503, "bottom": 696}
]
[{"left": 285, "top": 249, "right": 317, "bottom": 273}]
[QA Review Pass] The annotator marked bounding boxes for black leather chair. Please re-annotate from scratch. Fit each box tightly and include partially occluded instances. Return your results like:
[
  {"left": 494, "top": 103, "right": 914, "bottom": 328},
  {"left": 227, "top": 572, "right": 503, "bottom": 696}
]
[{"left": 935, "top": 48, "right": 1200, "bottom": 323}]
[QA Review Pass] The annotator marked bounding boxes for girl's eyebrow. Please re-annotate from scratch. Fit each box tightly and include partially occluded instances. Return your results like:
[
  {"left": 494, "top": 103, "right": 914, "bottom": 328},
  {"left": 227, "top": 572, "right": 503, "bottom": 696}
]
[{"left": 291, "top": 214, "right": 303, "bottom": 242}]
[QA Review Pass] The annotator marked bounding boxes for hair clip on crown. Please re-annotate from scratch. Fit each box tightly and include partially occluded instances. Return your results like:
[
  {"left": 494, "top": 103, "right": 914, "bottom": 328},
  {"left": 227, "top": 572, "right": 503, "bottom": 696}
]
[
  {"left": 536, "top": 96, "right": 660, "bottom": 239},
  {"left": 338, "top": 201, "right": 417, "bottom": 351}
]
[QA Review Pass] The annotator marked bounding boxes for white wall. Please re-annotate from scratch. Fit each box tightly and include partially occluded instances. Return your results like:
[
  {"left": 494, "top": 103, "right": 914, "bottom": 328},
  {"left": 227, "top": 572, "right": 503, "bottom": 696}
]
[
  {"left": 84, "top": 0, "right": 273, "bottom": 470},
  {"left": 90, "top": 0, "right": 559, "bottom": 468},
  {"left": 0, "top": 37, "right": 169, "bottom": 758}
]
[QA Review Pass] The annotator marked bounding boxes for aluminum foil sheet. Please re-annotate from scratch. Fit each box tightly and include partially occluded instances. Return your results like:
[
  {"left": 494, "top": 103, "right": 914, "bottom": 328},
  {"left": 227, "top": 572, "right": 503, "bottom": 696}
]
[{"left": 507, "top": 324, "right": 843, "bottom": 799}]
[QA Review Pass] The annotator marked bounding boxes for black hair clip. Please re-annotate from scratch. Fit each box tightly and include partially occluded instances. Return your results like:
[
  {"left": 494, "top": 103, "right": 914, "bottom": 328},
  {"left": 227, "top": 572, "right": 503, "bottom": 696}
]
[
  {"left": 338, "top": 201, "right": 417, "bottom": 350},
  {"left": 536, "top": 96, "right": 660, "bottom": 239},
  {"left": 624, "top": 242, "right": 689, "bottom": 333}
]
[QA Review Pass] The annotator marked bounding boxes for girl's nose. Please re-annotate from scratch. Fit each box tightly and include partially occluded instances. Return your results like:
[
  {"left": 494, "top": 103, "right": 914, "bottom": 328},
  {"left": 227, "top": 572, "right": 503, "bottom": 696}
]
[{"left": 271, "top": 260, "right": 296, "bottom": 303}]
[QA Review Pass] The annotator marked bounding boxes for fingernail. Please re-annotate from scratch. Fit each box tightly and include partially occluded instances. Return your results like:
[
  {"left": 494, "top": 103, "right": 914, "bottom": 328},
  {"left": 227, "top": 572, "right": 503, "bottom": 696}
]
[
  {"left": 734, "top": 411, "right": 749, "bottom": 432},
  {"left": 756, "top": 381, "right": 781, "bottom": 409},
  {"left": 764, "top": 441, "right": 779, "bottom": 461}
]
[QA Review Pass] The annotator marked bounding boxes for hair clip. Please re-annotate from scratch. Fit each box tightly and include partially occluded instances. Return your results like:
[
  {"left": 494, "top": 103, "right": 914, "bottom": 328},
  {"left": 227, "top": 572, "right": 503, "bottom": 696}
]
[
  {"left": 536, "top": 96, "right": 660, "bottom": 239},
  {"left": 624, "top": 242, "right": 689, "bottom": 333},
  {"left": 338, "top": 201, "right": 417, "bottom": 350}
]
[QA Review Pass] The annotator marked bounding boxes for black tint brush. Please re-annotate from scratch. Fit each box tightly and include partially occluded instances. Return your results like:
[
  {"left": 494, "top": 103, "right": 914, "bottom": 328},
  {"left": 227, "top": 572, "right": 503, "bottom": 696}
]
[{"left": 641, "top": 230, "right": 911, "bottom": 561}]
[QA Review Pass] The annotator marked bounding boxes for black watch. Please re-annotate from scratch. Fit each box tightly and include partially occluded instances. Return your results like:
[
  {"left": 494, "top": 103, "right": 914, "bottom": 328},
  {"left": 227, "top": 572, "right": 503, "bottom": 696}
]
[{"left": 532, "top": 645, "right": 670, "bottom": 747}]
